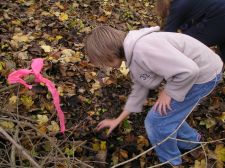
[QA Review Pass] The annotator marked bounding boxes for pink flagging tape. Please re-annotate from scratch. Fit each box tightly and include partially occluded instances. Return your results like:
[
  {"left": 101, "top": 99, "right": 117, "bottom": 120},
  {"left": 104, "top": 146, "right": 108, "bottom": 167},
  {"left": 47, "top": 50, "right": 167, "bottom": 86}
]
[{"left": 8, "top": 58, "right": 65, "bottom": 133}]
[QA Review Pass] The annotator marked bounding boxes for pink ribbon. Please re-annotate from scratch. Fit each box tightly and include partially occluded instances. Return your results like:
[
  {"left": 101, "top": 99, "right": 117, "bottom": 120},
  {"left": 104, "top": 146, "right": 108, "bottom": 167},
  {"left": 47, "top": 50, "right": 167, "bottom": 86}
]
[{"left": 8, "top": 58, "right": 65, "bottom": 133}]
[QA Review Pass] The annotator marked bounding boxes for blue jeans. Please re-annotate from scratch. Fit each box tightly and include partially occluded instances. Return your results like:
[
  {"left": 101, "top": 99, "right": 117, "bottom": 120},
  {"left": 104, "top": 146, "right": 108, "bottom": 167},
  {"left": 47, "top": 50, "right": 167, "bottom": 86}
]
[{"left": 144, "top": 73, "right": 222, "bottom": 166}]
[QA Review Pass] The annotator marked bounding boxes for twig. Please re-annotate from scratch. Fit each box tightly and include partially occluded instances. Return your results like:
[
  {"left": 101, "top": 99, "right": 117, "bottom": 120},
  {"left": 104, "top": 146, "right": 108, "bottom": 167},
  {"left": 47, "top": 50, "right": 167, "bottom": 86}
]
[
  {"left": 10, "top": 125, "right": 19, "bottom": 168},
  {"left": 0, "top": 111, "right": 37, "bottom": 123},
  {"left": 201, "top": 143, "right": 207, "bottom": 168},
  {"left": 40, "top": 148, "right": 54, "bottom": 167},
  {"left": 169, "top": 137, "right": 225, "bottom": 144},
  {"left": 0, "top": 84, "right": 19, "bottom": 93},
  {"left": 147, "top": 137, "right": 225, "bottom": 168},
  {"left": 148, "top": 145, "right": 204, "bottom": 168},
  {"left": 0, "top": 117, "right": 94, "bottom": 168},
  {"left": 0, "top": 126, "right": 41, "bottom": 168}
]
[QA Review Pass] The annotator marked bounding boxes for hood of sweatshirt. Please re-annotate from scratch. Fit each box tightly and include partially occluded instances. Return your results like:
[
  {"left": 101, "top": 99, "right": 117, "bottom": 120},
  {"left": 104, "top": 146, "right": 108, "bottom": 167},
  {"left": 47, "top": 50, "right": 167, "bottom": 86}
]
[{"left": 123, "top": 26, "right": 160, "bottom": 67}]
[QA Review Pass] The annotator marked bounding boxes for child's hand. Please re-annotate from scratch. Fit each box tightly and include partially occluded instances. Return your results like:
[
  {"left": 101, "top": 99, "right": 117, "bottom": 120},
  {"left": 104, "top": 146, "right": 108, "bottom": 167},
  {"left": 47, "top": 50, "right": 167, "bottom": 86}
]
[
  {"left": 96, "top": 119, "right": 120, "bottom": 136},
  {"left": 154, "top": 90, "right": 172, "bottom": 115}
]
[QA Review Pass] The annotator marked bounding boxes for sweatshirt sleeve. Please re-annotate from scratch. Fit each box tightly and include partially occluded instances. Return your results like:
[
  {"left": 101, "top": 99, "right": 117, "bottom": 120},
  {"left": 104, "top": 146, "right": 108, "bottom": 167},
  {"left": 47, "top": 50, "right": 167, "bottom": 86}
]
[
  {"left": 124, "top": 81, "right": 149, "bottom": 113},
  {"left": 135, "top": 38, "right": 199, "bottom": 102}
]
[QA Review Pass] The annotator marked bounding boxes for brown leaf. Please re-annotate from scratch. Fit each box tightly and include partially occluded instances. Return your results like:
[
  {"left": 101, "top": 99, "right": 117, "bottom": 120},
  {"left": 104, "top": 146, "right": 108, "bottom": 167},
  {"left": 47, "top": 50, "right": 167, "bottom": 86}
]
[
  {"left": 97, "top": 16, "right": 108, "bottom": 22},
  {"left": 119, "top": 149, "right": 128, "bottom": 159},
  {"left": 28, "top": 44, "right": 43, "bottom": 56}
]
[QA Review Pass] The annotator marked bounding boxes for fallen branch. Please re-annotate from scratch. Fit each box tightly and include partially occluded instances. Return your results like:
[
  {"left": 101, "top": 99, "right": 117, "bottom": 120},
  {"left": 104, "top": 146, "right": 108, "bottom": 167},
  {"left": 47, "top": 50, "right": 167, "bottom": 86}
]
[
  {"left": 0, "top": 126, "right": 41, "bottom": 168},
  {"left": 148, "top": 137, "right": 225, "bottom": 168},
  {"left": 0, "top": 117, "right": 94, "bottom": 168},
  {"left": 148, "top": 144, "right": 204, "bottom": 168},
  {"left": 10, "top": 125, "right": 19, "bottom": 168}
]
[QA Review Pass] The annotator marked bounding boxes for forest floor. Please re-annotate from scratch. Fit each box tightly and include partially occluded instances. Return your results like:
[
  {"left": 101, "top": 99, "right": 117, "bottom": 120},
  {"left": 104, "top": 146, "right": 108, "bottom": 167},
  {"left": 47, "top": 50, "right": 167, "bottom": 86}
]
[{"left": 0, "top": 0, "right": 224, "bottom": 167}]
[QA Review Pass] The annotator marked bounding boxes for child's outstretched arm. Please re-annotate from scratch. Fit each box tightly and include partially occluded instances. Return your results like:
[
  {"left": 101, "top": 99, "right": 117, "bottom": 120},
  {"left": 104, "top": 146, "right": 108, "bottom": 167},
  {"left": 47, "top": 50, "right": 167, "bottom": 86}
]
[
  {"left": 96, "top": 110, "right": 130, "bottom": 136},
  {"left": 96, "top": 81, "right": 149, "bottom": 135}
]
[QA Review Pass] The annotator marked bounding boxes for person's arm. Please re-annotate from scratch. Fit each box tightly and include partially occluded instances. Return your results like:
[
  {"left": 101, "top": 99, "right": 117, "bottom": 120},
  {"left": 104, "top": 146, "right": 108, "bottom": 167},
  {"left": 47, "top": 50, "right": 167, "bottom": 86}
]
[
  {"left": 96, "top": 110, "right": 130, "bottom": 136},
  {"left": 96, "top": 82, "right": 149, "bottom": 135}
]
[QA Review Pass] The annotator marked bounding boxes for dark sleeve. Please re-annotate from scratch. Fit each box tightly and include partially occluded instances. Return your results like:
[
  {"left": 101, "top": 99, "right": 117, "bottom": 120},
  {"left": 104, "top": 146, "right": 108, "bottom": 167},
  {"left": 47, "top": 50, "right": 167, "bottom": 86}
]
[{"left": 163, "top": 0, "right": 192, "bottom": 32}]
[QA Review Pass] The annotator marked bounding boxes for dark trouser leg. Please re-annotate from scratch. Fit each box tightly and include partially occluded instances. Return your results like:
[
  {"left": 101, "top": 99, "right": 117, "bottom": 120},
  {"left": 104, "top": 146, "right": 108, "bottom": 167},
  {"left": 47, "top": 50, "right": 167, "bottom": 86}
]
[
  {"left": 218, "top": 42, "right": 225, "bottom": 62},
  {"left": 183, "top": 16, "right": 225, "bottom": 62}
]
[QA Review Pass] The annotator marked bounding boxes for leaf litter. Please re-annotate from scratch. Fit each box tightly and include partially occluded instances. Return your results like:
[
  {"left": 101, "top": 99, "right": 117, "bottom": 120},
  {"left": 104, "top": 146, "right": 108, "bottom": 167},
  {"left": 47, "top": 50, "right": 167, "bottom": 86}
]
[{"left": 0, "top": 0, "right": 224, "bottom": 167}]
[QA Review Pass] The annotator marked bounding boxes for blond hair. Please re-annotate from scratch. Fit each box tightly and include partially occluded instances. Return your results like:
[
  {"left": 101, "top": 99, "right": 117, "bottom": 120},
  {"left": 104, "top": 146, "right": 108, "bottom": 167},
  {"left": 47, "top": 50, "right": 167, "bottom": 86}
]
[
  {"left": 85, "top": 26, "right": 126, "bottom": 67},
  {"left": 156, "top": 0, "right": 172, "bottom": 18}
]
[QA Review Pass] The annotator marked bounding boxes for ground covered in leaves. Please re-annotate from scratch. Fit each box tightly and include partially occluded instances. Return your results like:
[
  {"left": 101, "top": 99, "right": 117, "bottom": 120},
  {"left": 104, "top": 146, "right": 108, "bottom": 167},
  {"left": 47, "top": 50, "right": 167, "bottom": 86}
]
[{"left": 0, "top": 0, "right": 225, "bottom": 167}]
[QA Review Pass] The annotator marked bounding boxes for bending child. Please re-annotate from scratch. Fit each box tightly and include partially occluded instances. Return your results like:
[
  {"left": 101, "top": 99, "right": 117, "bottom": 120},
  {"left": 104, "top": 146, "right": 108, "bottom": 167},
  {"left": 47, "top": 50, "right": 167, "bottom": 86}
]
[{"left": 85, "top": 26, "right": 223, "bottom": 167}]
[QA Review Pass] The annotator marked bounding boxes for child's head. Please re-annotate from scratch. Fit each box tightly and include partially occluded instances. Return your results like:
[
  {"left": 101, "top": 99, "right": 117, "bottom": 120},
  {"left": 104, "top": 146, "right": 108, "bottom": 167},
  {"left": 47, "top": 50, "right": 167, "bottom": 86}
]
[{"left": 85, "top": 26, "right": 126, "bottom": 68}]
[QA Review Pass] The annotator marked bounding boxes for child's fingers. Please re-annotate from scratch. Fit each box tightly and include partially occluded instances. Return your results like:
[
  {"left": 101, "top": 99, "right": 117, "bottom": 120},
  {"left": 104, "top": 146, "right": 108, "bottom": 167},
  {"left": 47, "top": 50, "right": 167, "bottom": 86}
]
[
  {"left": 167, "top": 103, "right": 172, "bottom": 111},
  {"left": 107, "top": 127, "right": 114, "bottom": 136},
  {"left": 96, "top": 121, "right": 107, "bottom": 131},
  {"left": 158, "top": 103, "right": 163, "bottom": 116},
  {"left": 162, "top": 103, "right": 167, "bottom": 115},
  {"left": 153, "top": 102, "right": 158, "bottom": 112},
  {"left": 96, "top": 124, "right": 106, "bottom": 131}
]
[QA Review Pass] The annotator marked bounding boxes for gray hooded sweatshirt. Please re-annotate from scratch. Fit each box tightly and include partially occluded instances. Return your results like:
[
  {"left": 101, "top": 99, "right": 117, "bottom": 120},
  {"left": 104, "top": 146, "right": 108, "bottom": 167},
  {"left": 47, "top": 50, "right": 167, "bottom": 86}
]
[{"left": 123, "top": 26, "right": 223, "bottom": 113}]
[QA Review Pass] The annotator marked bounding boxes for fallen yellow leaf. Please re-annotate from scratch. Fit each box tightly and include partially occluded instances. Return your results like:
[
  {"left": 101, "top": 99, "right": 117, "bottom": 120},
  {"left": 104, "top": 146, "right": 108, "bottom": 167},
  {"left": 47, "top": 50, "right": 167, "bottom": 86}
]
[
  {"left": 37, "top": 115, "right": 49, "bottom": 125},
  {"left": 12, "top": 33, "right": 29, "bottom": 43},
  {"left": 194, "top": 159, "right": 206, "bottom": 168},
  {"left": 119, "top": 61, "right": 129, "bottom": 76},
  {"left": 92, "top": 143, "right": 100, "bottom": 152},
  {"left": 90, "top": 80, "right": 101, "bottom": 93},
  {"left": 199, "top": 118, "right": 216, "bottom": 129},
  {"left": 21, "top": 95, "right": 34, "bottom": 109},
  {"left": 0, "top": 61, "right": 5, "bottom": 72},
  {"left": 9, "top": 95, "right": 18, "bottom": 105},
  {"left": 100, "top": 141, "right": 107, "bottom": 151},
  {"left": 219, "top": 112, "right": 225, "bottom": 122},
  {"left": 55, "top": 1, "right": 64, "bottom": 10},
  {"left": 215, "top": 144, "right": 225, "bottom": 162},
  {"left": 47, "top": 121, "right": 60, "bottom": 132},
  {"left": 0, "top": 121, "right": 15, "bottom": 129},
  {"left": 41, "top": 45, "right": 52, "bottom": 53},
  {"left": 58, "top": 13, "right": 69, "bottom": 21}
]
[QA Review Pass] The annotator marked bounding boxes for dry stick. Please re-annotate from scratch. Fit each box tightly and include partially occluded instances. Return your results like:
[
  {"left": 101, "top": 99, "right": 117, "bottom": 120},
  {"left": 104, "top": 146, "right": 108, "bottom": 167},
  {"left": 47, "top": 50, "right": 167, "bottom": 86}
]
[
  {"left": 0, "top": 118, "right": 67, "bottom": 157},
  {"left": 147, "top": 137, "right": 225, "bottom": 168},
  {"left": 0, "top": 111, "right": 37, "bottom": 123},
  {"left": 201, "top": 143, "right": 208, "bottom": 168},
  {"left": 40, "top": 148, "right": 54, "bottom": 167},
  {"left": 148, "top": 145, "right": 203, "bottom": 168},
  {"left": 0, "top": 118, "right": 94, "bottom": 168},
  {"left": 0, "top": 84, "right": 19, "bottom": 93},
  {"left": 0, "top": 126, "right": 41, "bottom": 168},
  {"left": 10, "top": 125, "right": 19, "bottom": 168},
  {"left": 59, "top": 117, "right": 88, "bottom": 147},
  {"left": 169, "top": 137, "right": 225, "bottom": 144},
  {"left": 210, "top": 161, "right": 217, "bottom": 168},
  {"left": 10, "top": 85, "right": 20, "bottom": 168}
]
